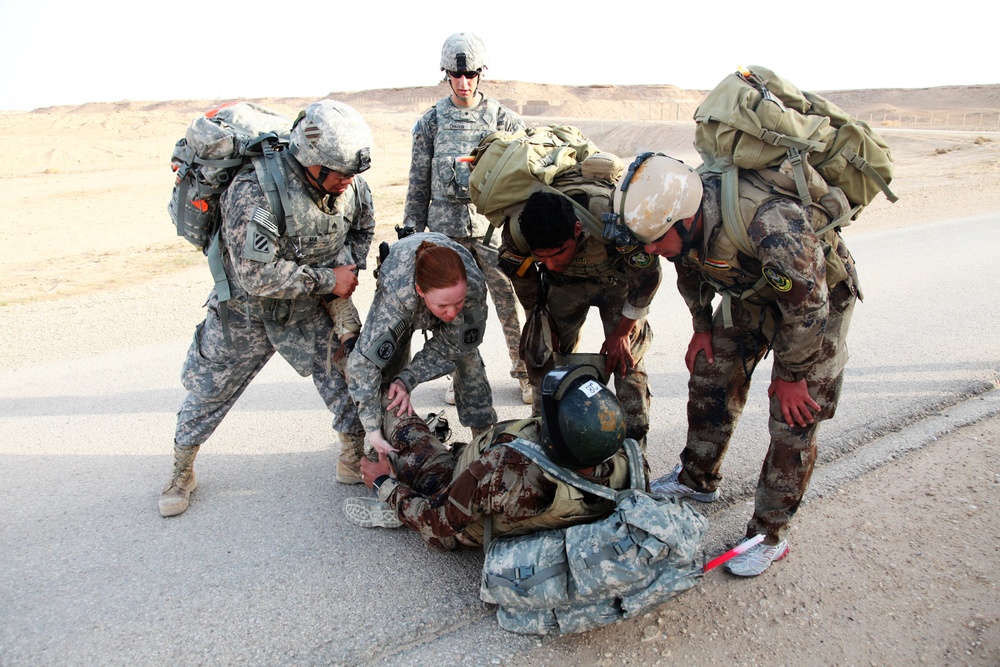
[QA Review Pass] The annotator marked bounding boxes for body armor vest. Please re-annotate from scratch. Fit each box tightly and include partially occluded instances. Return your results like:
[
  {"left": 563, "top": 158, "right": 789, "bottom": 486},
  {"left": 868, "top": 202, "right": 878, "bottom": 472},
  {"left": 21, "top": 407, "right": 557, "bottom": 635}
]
[
  {"left": 453, "top": 418, "right": 631, "bottom": 544},
  {"left": 430, "top": 97, "right": 500, "bottom": 203}
]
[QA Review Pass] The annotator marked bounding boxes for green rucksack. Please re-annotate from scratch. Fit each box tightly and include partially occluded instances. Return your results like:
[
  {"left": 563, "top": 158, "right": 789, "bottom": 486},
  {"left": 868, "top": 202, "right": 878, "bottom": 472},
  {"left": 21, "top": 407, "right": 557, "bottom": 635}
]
[
  {"left": 468, "top": 125, "right": 621, "bottom": 250},
  {"left": 168, "top": 101, "right": 294, "bottom": 344},
  {"left": 479, "top": 438, "right": 708, "bottom": 635},
  {"left": 694, "top": 66, "right": 898, "bottom": 254}
]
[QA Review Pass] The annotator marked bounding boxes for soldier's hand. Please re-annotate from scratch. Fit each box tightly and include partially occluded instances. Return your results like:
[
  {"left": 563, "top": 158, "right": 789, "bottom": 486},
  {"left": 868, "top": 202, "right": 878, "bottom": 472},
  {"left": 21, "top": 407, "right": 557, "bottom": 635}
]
[
  {"left": 332, "top": 265, "right": 359, "bottom": 298},
  {"left": 360, "top": 452, "right": 393, "bottom": 489},
  {"left": 768, "top": 378, "right": 820, "bottom": 427},
  {"left": 332, "top": 333, "right": 358, "bottom": 364},
  {"left": 685, "top": 331, "right": 715, "bottom": 374},
  {"left": 366, "top": 428, "right": 397, "bottom": 456},
  {"left": 601, "top": 316, "right": 637, "bottom": 377},
  {"left": 386, "top": 379, "right": 414, "bottom": 418}
]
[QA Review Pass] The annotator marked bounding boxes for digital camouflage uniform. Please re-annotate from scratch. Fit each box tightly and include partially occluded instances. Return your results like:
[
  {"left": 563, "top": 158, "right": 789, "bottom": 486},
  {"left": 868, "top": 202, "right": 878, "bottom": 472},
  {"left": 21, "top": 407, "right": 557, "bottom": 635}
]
[
  {"left": 499, "top": 225, "right": 662, "bottom": 447},
  {"left": 372, "top": 407, "right": 634, "bottom": 551},
  {"left": 674, "top": 175, "right": 859, "bottom": 544},
  {"left": 346, "top": 232, "right": 495, "bottom": 434},
  {"left": 404, "top": 96, "right": 527, "bottom": 381},
  {"left": 175, "top": 154, "right": 375, "bottom": 447}
]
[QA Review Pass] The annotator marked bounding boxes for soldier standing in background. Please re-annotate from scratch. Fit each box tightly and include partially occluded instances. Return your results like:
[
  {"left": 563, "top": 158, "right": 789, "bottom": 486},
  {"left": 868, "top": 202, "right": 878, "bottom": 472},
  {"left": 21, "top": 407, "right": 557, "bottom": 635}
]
[{"left": 402, "top": 32, "right": 531, "bottom": 406}]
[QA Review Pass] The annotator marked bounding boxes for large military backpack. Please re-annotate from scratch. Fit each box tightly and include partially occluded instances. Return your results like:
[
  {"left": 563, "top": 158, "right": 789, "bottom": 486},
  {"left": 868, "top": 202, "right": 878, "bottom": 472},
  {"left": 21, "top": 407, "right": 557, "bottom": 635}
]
[
  {"left": 468, "top": 125, "right": 623, "bottom": 251},
  {"left": 479, "top": 437, "right": 708, "bottom": 635},
  {"left": 168, "top": 102, "right": 293, "bottom": 343},
  {"left": 694, "top": 66, "right": 898, "bottom": 255}
]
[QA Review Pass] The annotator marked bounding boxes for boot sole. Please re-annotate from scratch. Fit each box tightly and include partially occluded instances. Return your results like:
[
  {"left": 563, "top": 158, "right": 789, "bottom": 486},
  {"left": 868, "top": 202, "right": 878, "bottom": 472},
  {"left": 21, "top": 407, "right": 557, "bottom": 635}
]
[{"left": 343, "top": 497, "right": 402, "bottom": 528}]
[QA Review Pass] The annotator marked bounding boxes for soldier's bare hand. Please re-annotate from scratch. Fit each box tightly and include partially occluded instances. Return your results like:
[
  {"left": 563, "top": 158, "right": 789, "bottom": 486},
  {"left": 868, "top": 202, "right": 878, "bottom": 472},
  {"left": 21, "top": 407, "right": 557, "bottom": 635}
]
[
  {"left": 332, "top": 265, "right": 359, "bottom": 298},
  {"left": 360, "top": 453, "right": 392, "bottom": 489},
  {"left": 366, "top": 428, "right": 397, "bottom": 456},
  {"left": 685, "top": 331, "right": 715, "bottom": 374},
  {"left": 386, "top": 379, "right": 414, "bottom": 418},
  {"left": 768, "top": 378, "right": 820, "bottom": 427}
]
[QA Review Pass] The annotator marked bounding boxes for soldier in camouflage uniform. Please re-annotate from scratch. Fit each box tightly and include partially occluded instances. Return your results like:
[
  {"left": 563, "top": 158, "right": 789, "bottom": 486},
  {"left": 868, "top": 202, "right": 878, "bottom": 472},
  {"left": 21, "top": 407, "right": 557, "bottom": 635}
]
[
  {"left": 346, "top": 232, "right": 495, "bottom": 457},
  {"left": 505, "top": 190, "right": 662, "bottom": 450},
  {"left": 159, "top": 100, "right": 376, "bottom": 517},
  {"left": 342, "top": 365, "right": 641, "bottom": 550},
  {"left": 628, "top": 156, "right": 860, "bottom": 577},
  {"left": 402, "top": 32, "right": 530, "bottom": 405}
]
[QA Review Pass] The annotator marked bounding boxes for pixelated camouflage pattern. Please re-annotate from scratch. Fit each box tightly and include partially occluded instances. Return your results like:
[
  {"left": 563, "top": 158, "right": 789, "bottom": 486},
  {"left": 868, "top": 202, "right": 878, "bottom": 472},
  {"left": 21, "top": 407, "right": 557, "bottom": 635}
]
[
  {"left": 347, "top": 232, "right": 495, "bottom": 433},
  {"left": 482, "top": 491, "right": 707, "bottom": 635},
  {"left": 674, "top": 176, "right": 858, "bottom": 543},
  {"left": 440, "top": 32, "right": 489, "bottom": 72},
  {"left": 500, "top": 238, "right": 660, "bottom": 445},
  {"left": 404, "top": 97, "right": 524, "bottom": 238},
  {"left": 173, "top": 153, "right": 372, "bottom": 447},
  {"left": 175, "top": 292, "right": 362, "bottom": 447},
  {"left": 287, "top": 100, "right": 373, "bottom": 175}
]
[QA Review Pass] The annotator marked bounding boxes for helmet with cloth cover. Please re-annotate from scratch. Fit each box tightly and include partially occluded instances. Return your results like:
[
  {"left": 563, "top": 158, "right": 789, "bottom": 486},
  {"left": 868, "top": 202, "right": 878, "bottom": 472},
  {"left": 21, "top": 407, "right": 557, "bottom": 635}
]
[
  {"left": 288, "top": 100, "right": 373, "bottom": 175},
  {"left": 440, "top": 32, "right": 489, "bottom": 73},
  {"left": 540, "top": 365, "right": 626, "bottom": 468},
  {"left": 615, "top": 153, "right": 703, "bottom": 243}
]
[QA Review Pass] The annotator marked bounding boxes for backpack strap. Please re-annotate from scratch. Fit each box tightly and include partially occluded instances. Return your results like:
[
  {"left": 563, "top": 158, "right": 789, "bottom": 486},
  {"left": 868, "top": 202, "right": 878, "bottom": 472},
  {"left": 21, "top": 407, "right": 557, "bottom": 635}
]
[{"left": 504, "top": 437, "right": 645, "bottom": 500}]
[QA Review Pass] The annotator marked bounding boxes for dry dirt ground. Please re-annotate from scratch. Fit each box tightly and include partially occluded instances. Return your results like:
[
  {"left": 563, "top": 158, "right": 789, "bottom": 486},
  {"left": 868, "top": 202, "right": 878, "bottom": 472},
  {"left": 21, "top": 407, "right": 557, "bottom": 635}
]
[{"left": 1, "top": 81, "right": 998, "bottom": 664}]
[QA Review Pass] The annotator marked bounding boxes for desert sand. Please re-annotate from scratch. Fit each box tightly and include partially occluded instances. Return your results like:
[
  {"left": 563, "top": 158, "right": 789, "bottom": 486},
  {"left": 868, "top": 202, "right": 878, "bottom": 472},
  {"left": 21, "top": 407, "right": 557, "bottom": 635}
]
[{"left": 0, "top": 80, "right": 997, "bottom": 664}]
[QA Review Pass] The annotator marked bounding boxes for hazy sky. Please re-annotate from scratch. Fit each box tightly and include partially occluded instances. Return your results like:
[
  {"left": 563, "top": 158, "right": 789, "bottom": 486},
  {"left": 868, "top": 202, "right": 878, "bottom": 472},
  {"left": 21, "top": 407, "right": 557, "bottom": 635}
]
[{"left": 0, "top": 0, "right": 991, "bottom": 110}]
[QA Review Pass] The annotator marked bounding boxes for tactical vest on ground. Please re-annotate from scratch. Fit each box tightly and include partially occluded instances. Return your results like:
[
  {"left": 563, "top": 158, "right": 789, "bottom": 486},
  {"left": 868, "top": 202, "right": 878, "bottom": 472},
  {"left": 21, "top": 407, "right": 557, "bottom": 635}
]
[
  {"left": 453, "top": 418, "right": 631, "bottom": 545},
  {"left": 430, "top": 97, "right": 501, "bottom": 203}
]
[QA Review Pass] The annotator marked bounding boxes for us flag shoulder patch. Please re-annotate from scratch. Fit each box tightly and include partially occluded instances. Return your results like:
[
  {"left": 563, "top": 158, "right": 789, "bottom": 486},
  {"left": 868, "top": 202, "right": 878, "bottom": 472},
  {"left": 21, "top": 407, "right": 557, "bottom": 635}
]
[{"left": 252, "top": 207, "right": 278, "bottom": 236}]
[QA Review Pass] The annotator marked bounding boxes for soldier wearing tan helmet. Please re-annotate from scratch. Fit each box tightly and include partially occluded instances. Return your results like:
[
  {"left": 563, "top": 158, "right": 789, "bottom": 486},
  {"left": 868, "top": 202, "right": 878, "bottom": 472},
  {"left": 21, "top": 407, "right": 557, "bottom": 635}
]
[
  {"left": 622, "top": 153, "right": 861, "bottom": 577},
  {"left": 401, "top": 33, "right": 531, "bottom": 406},
  {"left": 160, "top": 100, "right": 377, "bottom": 517}
]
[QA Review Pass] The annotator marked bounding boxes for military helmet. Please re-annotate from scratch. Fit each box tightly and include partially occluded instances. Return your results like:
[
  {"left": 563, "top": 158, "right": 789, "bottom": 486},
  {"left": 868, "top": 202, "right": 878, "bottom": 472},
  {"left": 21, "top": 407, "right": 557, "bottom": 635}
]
[
  {"left": 440, "top": 32, "right": 489, "bottom": 73},
  {"left": 540, "top": 365, "right": 626, "bottom": 468},
  {"left": 614, "top": 153, "right": 703, "bottom": 243},
  {"left": 288, "top": 100, "right": 373, "bottom": 175}
]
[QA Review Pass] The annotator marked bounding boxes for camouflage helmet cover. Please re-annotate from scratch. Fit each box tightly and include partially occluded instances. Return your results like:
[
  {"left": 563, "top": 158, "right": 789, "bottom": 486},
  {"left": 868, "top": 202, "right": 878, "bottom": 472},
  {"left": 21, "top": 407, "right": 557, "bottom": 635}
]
[
  {"left": 288, "top": 100, "right": 373, "bottom": 175},
  {"left": 540, "top": 365, "right": 626, "bottom": 468},
  {"left": 615, "top": 154, "right": 703, "bottom": 243},
  {"left": 440, "top": 32, "right": 489, "bottom": 72}
]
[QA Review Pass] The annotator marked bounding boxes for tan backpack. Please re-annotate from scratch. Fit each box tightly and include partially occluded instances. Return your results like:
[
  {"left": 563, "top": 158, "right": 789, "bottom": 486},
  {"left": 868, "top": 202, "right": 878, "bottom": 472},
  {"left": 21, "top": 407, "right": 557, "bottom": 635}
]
[{"left": 694, "top": 66, "right": 898, "bottom": 254}]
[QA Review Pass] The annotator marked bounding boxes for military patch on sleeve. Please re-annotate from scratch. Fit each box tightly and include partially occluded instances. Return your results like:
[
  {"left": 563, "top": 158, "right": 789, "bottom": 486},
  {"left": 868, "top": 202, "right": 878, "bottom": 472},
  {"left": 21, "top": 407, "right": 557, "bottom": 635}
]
[
  {"left": 360, "top": 319, "right": 408, "bottom": 369},
  {"left": 626, "top": 251, "right": 653, "bottom": 269},
  {"left": 762, "top": 266, "right": 793, "bottom": 292},
  {"left": 243, "top": 206, "right": 278, "bottom": 263}
]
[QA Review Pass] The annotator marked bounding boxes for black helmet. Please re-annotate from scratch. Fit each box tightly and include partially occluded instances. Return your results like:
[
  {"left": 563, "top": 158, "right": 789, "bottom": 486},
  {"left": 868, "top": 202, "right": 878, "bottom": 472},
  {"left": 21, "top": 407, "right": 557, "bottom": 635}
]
[{"left": 540, "top": 365, "right": 626, "bottom": 468}]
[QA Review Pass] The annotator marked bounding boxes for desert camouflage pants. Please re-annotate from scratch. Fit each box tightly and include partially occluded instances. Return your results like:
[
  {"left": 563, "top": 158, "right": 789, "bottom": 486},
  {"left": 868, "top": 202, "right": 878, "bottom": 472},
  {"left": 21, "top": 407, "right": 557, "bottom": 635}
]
[
  {"left": 453, "top": 236, "right": 526, "bottom": 380},
  {"left": 679, "top": 283, "right": 856, "bottom": 543},
  {"left": 510, "top": 270, "right": 652, "bottom": 446},
  {"left": 174, "top": 297, "right": 362, "bottom": 448}
]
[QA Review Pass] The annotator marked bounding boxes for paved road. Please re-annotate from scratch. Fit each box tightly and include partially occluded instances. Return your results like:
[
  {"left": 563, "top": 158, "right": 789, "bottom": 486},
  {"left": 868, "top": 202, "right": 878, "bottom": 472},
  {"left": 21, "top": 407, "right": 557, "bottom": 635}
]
[{"left": 1, "top": 213, "right": 998, "bottom": 665}]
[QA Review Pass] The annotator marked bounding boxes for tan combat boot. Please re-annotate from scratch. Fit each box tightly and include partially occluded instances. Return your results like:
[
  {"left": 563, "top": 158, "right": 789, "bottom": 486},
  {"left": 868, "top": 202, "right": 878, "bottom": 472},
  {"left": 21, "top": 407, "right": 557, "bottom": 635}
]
[
  {"left": 336, "top": 431, "right": 366, "bottom": 484},
  {"left": 159, "top": 444, "right": 200, "bottom": 517}
]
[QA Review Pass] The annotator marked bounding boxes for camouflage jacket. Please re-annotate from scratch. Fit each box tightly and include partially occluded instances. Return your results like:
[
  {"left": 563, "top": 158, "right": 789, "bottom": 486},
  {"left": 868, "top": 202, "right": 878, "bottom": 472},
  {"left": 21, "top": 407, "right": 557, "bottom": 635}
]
[
  {"left": 346, "top": 232, "right": 488, "bottom": 433},
  {"left": 376, "top": 418, "right": 632, "bottom": 551},
  {"left": 675, "top": 175, "right": 860, "bottom": 382},
  {"left": 218, "top": 154, "right": 375, "bottom": 374},
  {"left": 403, "top": 95, "right": 524, "bottom": 238},
  {"left": 501, "top": 223, "right": 663, "bottom": 321}
]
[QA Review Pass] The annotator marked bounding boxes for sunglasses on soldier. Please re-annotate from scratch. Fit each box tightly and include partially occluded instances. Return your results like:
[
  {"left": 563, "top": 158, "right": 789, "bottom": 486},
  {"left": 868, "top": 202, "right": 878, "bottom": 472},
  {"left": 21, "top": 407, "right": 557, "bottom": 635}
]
[{"left": 447, "top": 70, "right": 480, "bottom": 80}]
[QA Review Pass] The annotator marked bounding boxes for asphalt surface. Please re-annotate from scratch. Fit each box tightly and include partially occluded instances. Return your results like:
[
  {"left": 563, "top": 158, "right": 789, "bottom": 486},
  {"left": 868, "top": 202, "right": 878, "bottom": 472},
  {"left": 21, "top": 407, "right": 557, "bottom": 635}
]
[{"left": 1, "top": 213, "right": 998, "bottom": 665}]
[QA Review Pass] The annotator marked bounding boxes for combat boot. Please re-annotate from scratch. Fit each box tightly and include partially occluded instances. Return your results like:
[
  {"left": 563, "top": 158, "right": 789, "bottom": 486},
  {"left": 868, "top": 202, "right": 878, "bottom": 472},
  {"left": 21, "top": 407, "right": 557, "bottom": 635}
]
[
  {"left": 159, "top": 444, "right": 200, "bottom": 517},
  {"left": 336, "top": 431, "right": 367, "bottom": 485}
]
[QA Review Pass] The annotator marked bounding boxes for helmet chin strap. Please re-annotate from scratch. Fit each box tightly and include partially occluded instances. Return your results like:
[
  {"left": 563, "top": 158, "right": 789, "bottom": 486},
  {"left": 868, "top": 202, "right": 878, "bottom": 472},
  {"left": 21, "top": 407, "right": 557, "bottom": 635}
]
[{"left": 667, "top": 211, "right": 702, "bottom": 264}]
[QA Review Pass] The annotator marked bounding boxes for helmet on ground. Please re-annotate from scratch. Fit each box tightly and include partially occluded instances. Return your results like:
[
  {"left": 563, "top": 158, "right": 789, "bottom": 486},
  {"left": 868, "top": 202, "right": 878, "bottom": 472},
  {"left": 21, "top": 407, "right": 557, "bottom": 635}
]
[
  {"left": 440, "top": 32, "right": 489, "bottom": 73},
  {"left": 288, "top": 100, "right": 372, "bottom": 175},
  {"left": 540, "top": 365, "right": 626, "bottom": 468},
  {"left": 614, "top": 153, "right": 703, "bottom": 243}
]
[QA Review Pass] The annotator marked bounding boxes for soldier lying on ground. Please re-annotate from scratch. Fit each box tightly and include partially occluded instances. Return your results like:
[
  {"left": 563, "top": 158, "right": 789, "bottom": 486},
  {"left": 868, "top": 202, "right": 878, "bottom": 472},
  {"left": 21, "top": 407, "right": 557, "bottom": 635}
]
[{"left": 343, "top": 365, "right": 646, "bottom": 550}]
